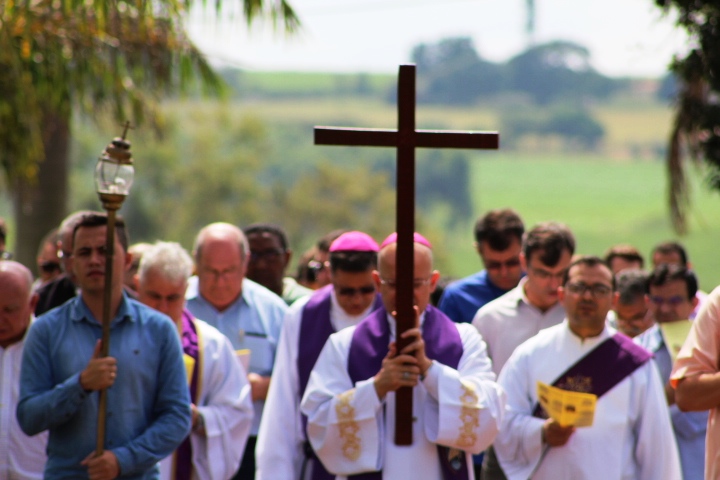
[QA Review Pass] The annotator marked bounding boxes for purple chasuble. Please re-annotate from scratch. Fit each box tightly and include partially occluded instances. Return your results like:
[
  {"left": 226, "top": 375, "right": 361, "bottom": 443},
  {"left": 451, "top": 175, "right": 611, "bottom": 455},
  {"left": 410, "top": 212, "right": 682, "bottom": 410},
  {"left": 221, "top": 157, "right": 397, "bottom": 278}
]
[
  {"left": 175, "top": 309, "right": 201, "bottom": 480},
  {"left": 532, "top": 332, "right": 653, "bottom": 419},
  {"left": 346, "top": 305, "right": 469, "bottom": 480},
  {"left": 298, "top": 285, "right": 383, "bottom": 480}
]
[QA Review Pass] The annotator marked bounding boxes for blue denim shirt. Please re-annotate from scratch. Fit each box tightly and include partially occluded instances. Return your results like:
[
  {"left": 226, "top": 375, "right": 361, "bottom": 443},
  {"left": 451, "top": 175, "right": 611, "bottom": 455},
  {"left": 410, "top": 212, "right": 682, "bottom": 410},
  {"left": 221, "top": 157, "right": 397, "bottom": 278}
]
[
  {"left": 439, "top": 270, "right": 513, "bottom": 324},
  {"left": 186, "top": 277, "right": 286, "bottom": 434},
  {"left": 17, "top": 293, "right": 191, "bottom": 479}
]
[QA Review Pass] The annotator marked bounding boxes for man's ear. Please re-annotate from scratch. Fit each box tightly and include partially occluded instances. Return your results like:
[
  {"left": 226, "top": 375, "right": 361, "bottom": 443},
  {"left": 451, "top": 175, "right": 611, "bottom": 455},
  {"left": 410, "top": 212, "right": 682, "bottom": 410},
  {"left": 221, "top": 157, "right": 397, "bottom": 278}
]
[
  {"left": 520, "top": 252, "right": 528, "bottom": 272},
  {"left": 123, "top": 251, "right": 133, "bottom": 272},
  {"left": 29, "top": 293, "right": 39, "bottom": 313},
  {"left": 429, "top": 270, "right": 441, "bottom": 292},
  {"left": 372, "top": 270, "right": 381, "bottom": 288},
  {"left": 283, "top": 250, "right": 292, "bottom": 270}
]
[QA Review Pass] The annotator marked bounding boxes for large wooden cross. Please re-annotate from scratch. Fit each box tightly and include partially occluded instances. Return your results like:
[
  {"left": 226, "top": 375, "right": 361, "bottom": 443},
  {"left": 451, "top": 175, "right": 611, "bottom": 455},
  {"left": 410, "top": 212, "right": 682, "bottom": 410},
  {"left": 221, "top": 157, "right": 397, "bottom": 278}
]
[{"left": 315, "top": 64, "right": 499, "bottom": 445}]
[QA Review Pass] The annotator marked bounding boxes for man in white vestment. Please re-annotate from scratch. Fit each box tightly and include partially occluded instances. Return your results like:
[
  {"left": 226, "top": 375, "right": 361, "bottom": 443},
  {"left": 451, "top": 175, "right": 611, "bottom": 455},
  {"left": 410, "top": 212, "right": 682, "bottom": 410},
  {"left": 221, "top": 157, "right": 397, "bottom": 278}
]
[
  {"left": 136, "top": 242, "right": 253, "bottom": 480},
  {"left": 495, "top": 256, "right": 681, "bottom": 480},
  {"left": 256, "top": 231, "right": 382, "bottom": 480},
  {"left": 301, "top": 232, "right": 505, "bottom": 480},
  {"left": 0, "top": 261, "right": 47, "bottom": 479}
]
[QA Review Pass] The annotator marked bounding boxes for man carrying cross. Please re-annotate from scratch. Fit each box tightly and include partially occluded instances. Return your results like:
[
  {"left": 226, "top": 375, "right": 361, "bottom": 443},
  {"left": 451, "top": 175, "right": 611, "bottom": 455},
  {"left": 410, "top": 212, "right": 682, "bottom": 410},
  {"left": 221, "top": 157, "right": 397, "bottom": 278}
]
[{"left": 300, "top": 232, "right": 505, "bottom": 479}]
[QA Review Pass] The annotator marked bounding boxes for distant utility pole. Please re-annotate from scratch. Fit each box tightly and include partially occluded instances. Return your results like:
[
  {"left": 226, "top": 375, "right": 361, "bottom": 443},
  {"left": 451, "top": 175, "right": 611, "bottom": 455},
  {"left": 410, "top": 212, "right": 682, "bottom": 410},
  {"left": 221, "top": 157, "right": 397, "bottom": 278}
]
[{"left": 526, "top": 0, "right": 536, "bottom": 46}]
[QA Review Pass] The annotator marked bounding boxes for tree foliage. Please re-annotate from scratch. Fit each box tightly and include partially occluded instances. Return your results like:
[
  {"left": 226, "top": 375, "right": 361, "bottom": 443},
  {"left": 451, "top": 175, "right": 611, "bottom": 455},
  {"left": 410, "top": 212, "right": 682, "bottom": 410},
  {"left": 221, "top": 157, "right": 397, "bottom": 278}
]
[
  {"left": 654, "top": 0, "right": 720, "bottom": 233},
  {"left": 500, "top": 104, "right": 605, "bottom": 150},
  {"left": 69, "top": 107, "right": 398, "bottom": 259},
  {"left": 0, "top": 0, "right": 298, "bottom": 267},
  {"left": 411, "top": 37, "right": 621, "bottom": 106},
  {"left": 506, "top": 41, "right": 618, "bottom": 105},
  {"left": 412, "top": 37, "right": 504, "bottom": 105}
]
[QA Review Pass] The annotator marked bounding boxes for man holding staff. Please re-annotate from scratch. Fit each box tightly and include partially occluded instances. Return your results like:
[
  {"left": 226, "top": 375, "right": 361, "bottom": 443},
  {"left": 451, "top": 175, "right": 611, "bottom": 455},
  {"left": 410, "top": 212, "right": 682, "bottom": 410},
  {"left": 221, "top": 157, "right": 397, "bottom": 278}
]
[{"left": 17, "top": 213, "right": 191, "bottom": 479}]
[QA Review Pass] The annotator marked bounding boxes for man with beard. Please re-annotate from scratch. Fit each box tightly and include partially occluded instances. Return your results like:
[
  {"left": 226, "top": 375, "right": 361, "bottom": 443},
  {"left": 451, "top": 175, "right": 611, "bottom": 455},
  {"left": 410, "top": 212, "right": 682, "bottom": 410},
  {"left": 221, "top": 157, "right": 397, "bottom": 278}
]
[{"left": 494, "top": 256, "right": 680, "bottom": 480}]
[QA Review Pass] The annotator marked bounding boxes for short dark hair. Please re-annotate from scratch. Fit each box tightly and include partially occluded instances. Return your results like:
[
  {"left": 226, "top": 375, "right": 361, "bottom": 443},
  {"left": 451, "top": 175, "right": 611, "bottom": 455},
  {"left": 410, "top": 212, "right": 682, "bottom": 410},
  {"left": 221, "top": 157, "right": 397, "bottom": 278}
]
[
  {"left": 296, "top": 246, "right": 319, "bottom": 283},
  {"left": 652, "top": 241, "right": 688, "bottom": 266},
  {"left": 329, "top": 250, "right": 377, "bottom": 273},
  {"left": 604, "top": 244, "right": 644, "bottom": 270},
  {"left": 73, "top": 212, "right": 129, "bottom": 253},
  {"left": 317, "top": 229, "right": 348, "bottom": 254},
  {"left": 564, "top": 255, "right": 615, "bottom": 289},
  {"left": 474, "top": 209, "right": 524, "bottom": 251},
  {"left": 523, "top": 222, "right": 575, "bottom": 266},
  {"left": 615, "top": 269, "right": 649, "bottom": 304},
  {"left": 0, "top": 217, "right": 6, "bottom": 244},
  {"left": 648, "top": 264, "right": 698, "bottom": 300},
  {"left": 243, "top": 223, "right": 289, "bottom": 251}
]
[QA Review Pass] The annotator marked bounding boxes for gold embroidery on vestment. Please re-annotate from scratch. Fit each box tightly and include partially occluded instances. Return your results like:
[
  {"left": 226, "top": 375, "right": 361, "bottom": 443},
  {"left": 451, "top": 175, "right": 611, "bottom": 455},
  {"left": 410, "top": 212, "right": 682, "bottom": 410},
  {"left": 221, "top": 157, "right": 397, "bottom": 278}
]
[
  {"left": 335, "top": 389, "right": 361, "bottom": 461},
  {"left": 557, "top": 376, "right": 593, "bottom": 393},
  {"left": 457, "top": 380, "right": 480, "bottom": 447}
]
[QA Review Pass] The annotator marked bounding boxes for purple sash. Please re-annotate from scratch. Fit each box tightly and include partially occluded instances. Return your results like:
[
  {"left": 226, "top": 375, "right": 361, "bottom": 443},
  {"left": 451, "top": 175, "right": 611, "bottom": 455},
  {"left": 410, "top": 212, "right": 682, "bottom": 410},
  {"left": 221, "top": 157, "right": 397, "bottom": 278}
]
[
  {"left": 346, "top": 306, "right": 469, "bottom": 480},
  {"left": 532, "top": 332, "right": 653, "bottom": 419},
  {"left": 175, "top": 309, "right": 201, "bottom": 480},
  {"left": 298, "top": 285, "right": 383, "bottom": 480}
]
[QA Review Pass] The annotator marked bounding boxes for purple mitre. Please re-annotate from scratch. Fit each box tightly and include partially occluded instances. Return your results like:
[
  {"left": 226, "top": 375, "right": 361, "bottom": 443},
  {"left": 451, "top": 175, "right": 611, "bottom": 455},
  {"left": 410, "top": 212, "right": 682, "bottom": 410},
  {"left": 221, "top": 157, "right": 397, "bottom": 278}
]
[
  {"left": 380, "top": 232, "right": 432, "bottom": 249},
  {"left": 329, "top": 231, "right": 380, "bottom": 252}
]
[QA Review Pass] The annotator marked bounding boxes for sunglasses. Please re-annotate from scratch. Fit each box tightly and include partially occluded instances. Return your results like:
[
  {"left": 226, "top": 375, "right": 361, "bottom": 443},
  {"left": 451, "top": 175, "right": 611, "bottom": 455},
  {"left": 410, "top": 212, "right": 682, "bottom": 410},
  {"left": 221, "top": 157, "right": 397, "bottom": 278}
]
[
  {"left": 485, "top": 258, "right": 521, "bottom": 271},
  {"left": 337, "top": 285, "right": 376, "bottom": 297}
]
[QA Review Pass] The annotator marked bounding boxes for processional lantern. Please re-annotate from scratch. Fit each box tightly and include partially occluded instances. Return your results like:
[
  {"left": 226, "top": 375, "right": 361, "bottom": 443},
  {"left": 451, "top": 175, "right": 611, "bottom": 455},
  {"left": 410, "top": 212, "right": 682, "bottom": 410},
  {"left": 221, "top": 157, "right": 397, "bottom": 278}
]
[
  {"left": 94, "top": 122, "right": 134, "bottom": 456},
  {"left": 95, "top": 126, "right": 135, "bottom": 209}
]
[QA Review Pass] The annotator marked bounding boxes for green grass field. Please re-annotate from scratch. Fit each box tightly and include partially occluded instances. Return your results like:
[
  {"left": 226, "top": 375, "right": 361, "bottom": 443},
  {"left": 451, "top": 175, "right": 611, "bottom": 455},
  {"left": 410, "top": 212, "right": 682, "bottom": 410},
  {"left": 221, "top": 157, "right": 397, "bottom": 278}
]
[
  {"left": 163, "top": 90, "right": 720, "bottom": 290},
  {"left": 5, "top": 71, "right": 717, "bottom": 292},
  {"left": 439, "top": 152, "right": 720, "bottom": 292}
]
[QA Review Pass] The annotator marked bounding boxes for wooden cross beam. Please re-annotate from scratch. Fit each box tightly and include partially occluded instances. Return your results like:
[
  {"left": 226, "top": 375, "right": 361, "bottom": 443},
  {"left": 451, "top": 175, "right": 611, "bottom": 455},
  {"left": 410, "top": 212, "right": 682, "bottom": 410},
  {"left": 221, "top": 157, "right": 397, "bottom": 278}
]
[{"left": 315, "top": 64, "right": 499, "bottom": 445}]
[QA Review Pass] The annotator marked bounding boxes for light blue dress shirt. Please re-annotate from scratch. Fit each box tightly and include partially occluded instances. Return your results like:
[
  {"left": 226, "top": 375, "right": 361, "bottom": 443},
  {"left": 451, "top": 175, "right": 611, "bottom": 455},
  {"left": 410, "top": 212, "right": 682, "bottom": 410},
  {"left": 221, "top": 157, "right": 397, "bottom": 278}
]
[
  {"left": 17, "top": 293, "right": 192, "bottom": 479},
  {"left": 635, "top": 324, "right": 708, "bottom": 480},
  {"left": 186, "top": 277, "right": 287, "bottom": 434}
]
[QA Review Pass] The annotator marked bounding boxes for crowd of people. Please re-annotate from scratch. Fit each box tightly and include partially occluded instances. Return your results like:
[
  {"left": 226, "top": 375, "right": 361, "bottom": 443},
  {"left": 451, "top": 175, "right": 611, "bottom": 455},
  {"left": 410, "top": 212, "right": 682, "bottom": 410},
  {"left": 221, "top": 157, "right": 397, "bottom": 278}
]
[{"left": 1, "top": 208, "right": 718, "bottom": 480}]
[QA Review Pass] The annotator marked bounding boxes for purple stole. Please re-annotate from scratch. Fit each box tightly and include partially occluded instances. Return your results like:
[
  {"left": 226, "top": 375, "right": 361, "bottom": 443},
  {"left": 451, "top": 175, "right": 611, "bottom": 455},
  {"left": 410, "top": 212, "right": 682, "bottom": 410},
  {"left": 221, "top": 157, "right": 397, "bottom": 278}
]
[
  {"left": 298, "top": 285, "right": 383, "bottom": 480},
  {"left": 174, "top": 309, "right": 202, "bottom": 480},
  {"left": 532, "top": 332, "right": 653, "bottom": 419},
  {"left": 346, "top": 306, "right": 469, "bottom": 480}
]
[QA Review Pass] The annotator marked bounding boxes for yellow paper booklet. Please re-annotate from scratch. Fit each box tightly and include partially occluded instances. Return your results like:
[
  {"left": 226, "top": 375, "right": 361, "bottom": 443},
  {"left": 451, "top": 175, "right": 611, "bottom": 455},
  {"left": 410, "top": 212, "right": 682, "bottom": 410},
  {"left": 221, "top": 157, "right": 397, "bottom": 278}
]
[
  {"left": 659, "top": 320, "right": 693, "bottom": 362},
  {"left": 183, "top": 354, "right": 196, "bottom": 385},
  {"left": 536, "top": 381, "right": 597, "bottom": 427}
]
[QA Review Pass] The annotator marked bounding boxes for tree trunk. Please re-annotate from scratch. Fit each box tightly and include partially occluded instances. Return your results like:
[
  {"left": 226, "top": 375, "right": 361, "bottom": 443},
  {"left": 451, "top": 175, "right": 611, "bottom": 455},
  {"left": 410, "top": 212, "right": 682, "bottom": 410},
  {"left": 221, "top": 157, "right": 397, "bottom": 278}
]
[{"left": 13, "top": 111, "right": 69, "bottom": 274}]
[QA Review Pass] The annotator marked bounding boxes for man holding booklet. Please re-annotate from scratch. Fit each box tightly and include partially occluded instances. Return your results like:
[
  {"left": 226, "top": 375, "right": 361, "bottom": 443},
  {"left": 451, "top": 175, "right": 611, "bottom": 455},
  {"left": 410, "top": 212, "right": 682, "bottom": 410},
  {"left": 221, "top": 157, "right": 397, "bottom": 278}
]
[{"left": 494, "top": 256, "right": 680, "bottom": 480}]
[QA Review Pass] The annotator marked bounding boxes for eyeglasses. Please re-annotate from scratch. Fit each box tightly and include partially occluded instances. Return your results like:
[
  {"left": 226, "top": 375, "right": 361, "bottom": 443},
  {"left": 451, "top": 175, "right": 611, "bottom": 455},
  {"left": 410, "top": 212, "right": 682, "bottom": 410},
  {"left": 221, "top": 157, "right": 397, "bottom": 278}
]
[
  {"left": 337, "top": 285, "right": 376, "bottom": 297},
  {"left": 40, "top": 261, "right": 62, "bottom": 273},
  {"left": 530, "top": 266, "right": 567, "bottom": 281},
  {"left": 379, "top": 276, "right": 433, "bottom": 290},
  {"left": 250, "top": 249, "right": 284, "bottom": 262},
  {"left": 565, "top": 282, "right": 612, "bottom": 297},
  {"left": 485, "top": 257, "right": 521, "bottom": 271},
  {"left": 308, "top": 260, "right": 327, "bottom": 273},
  {"left": 649, "top": 295, "right": 687, "bottom": 306}
]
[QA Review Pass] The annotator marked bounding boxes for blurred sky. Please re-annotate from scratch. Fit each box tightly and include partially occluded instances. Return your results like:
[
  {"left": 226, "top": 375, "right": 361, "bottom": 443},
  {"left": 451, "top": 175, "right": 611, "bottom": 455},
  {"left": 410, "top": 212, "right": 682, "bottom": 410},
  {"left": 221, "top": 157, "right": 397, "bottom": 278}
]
[{"left": 187, "top": 0, "right": 691, "bottom": 78}]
